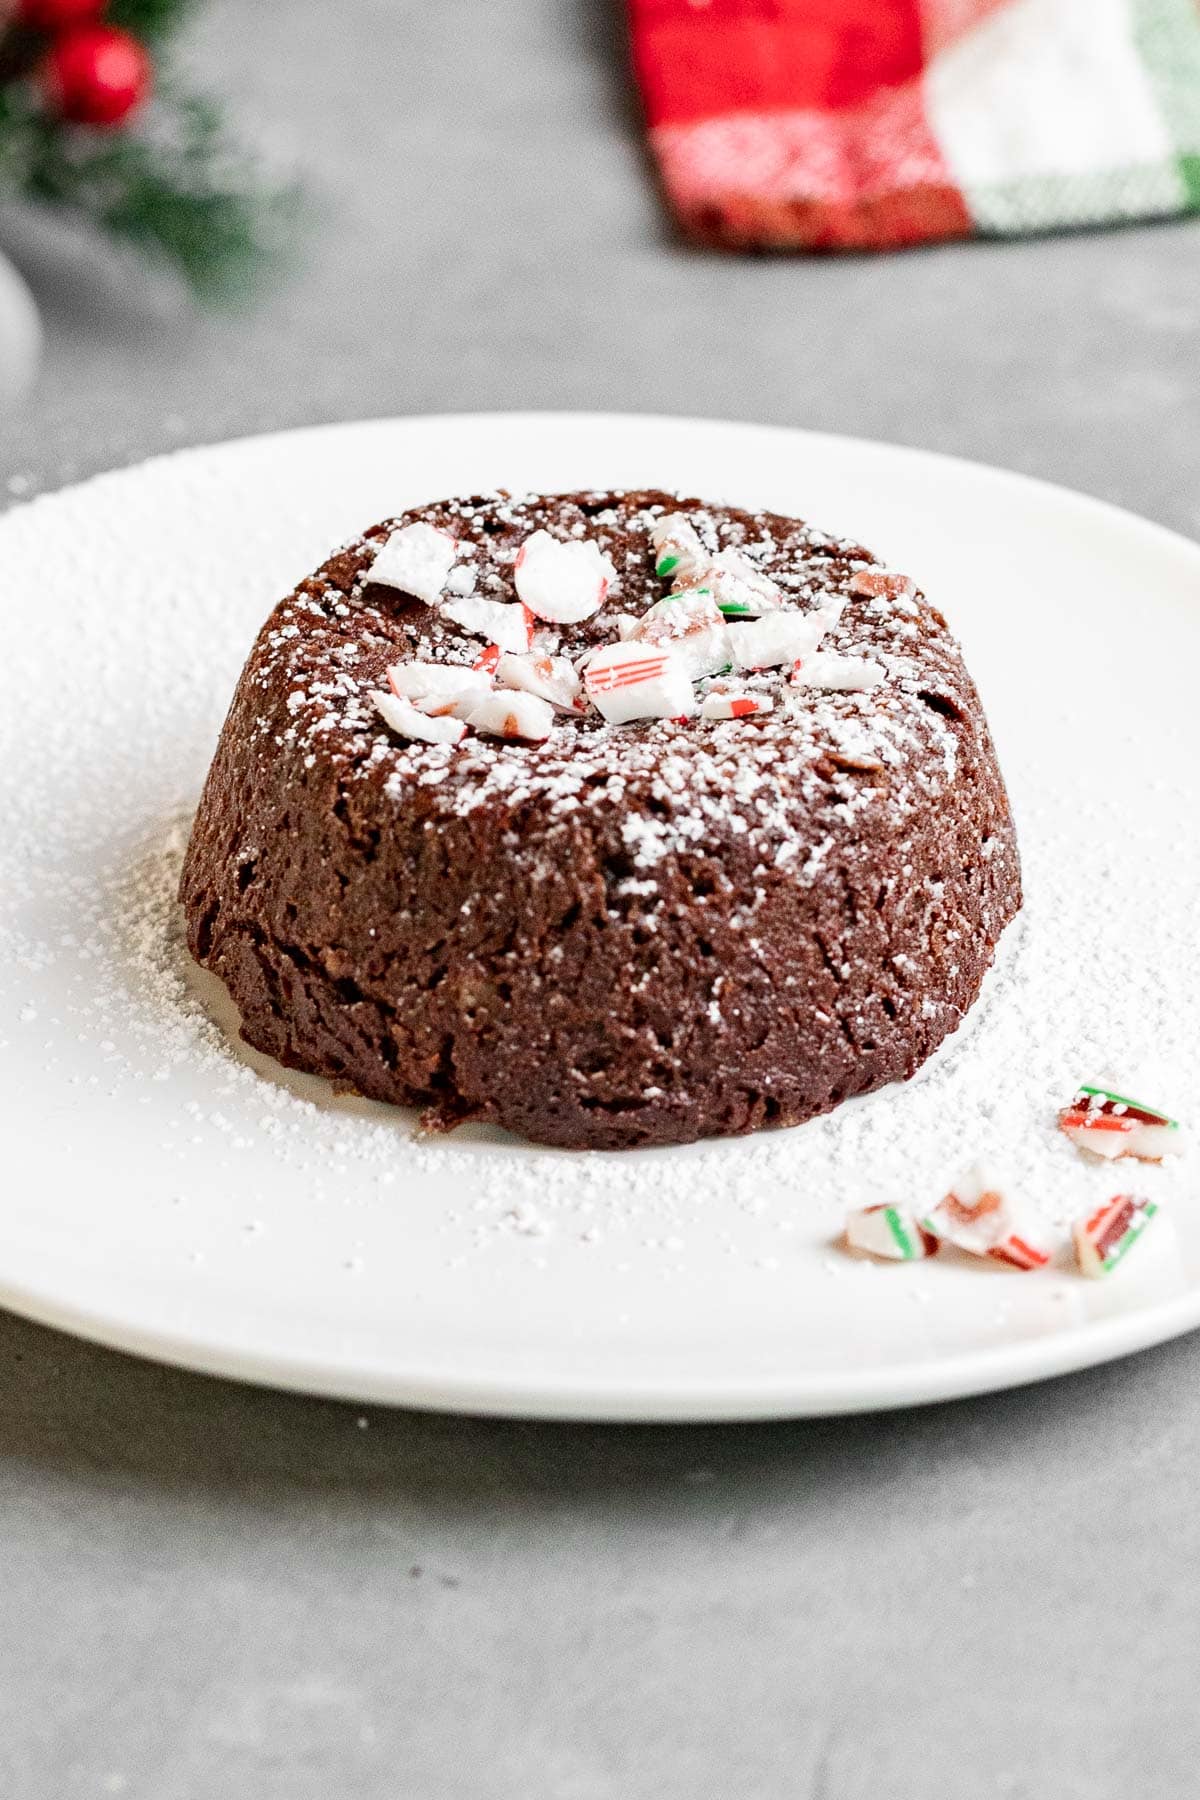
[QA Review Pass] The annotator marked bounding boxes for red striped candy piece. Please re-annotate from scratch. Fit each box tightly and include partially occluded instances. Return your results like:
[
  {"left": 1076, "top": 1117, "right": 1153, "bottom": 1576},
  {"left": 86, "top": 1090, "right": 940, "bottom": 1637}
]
[
  {"left": 700, "top": 690, "right": 774, "bottom": 720},
  {"left": 921, "top": 1164, "right": 1052, "bottom": 1270},
  {"left": 1058, "top": 1083, "right": 1181, "bottom": 1162},
  {"left": 583, "top": 640, "right": 695, "bottom": 724},
  {"left": 1073, "top": 1195, "right": 1158, "bottom": 1278}
]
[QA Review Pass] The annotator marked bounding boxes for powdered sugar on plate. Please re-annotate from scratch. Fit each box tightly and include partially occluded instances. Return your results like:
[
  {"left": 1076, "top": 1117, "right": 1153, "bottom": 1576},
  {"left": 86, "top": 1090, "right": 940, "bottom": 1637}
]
[{"left": 1, "top": 413, "right": 1198, "bottom": 1417}]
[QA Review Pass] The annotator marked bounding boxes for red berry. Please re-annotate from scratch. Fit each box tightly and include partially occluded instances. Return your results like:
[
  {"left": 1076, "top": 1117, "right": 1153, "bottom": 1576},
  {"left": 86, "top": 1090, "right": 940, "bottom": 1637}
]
[
  {"left": 40, "top": 25, "right": 152, "bottom": 128},
  {"left": 17, "top": 0, "right": 107, "bottom": 25}
]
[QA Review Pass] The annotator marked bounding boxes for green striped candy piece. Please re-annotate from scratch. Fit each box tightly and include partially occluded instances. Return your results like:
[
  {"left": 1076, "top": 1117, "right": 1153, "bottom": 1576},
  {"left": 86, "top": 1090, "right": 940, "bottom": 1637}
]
[
  {"left": 884, "top": 1208, "right": 922, "bottom": 1260},
  {"left": 1077, "top": 1083, "right": 1178, "bottom": 1128},
  {"left": 656, "top": 553, "right": 680, "bottom": 578}
]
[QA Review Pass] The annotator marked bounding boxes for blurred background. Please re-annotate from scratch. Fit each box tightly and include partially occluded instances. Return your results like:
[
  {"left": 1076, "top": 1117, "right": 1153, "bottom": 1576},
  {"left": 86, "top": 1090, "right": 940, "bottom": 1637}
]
[{"left": 2, "top": 0, "right": 1198, "bottom": 538}]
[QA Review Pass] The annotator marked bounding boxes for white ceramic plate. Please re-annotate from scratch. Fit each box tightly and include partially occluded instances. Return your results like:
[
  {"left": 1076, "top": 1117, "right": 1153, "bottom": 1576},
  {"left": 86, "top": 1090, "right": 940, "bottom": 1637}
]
[{"left": 3, "top": 412, "right": 1198, "bottom": 1420}]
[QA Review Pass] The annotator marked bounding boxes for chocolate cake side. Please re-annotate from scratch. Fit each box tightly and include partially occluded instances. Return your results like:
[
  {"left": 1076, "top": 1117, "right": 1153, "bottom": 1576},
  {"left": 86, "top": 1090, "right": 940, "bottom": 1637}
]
[{"left": 179, "top": 489, "right": 1021, "bottom": 1151}]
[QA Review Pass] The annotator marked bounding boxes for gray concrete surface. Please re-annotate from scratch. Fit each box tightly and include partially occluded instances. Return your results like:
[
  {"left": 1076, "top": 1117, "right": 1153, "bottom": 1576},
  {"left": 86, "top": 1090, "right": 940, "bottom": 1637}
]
[{"left": 3, "top": 2, "right": 1200, "bottom": 1795}]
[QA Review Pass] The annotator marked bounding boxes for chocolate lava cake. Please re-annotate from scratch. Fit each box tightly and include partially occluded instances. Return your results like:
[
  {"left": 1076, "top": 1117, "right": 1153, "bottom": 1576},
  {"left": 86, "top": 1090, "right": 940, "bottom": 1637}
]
[{"left": 180, "top": 489, "right": 1021, "bottom": 1151}]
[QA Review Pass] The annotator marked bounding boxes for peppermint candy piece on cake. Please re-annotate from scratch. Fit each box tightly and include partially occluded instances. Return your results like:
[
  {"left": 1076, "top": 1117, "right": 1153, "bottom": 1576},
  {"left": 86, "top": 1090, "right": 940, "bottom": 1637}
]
[
  {"left": 728, "top": 608, "right": 829, "bottom": 672},
  {"left": 386, "top": 660, "right": 492, "bottom": 720},
  {"left": 848, "top": 569, "right": 917, "bottom": 600},
  {"left": 790, "top": 652, "right": 886, "bottom": 692},
  {"left": 1073, "top": 1195, "right": 1158, "bottom": 1278},
  {"left": 513, "top": 529, "right": 616, "bottom": 624},
  {"left": 465, "top": 690, "right": 555, "bottom": 741},
  {"left": 583, "top": 641, "right": 695, "bottom": 724},
  {"left": 442, "top": 594, "right": 533, "bottom": 654},
  {"left": 700, "top": 548, "right": 783, "bottom": 618},
  {"left": 495, "top": 651, "right": 584, "bottom": 713},
  {"left": 844, "top": 1204, "right": 939, "bottom": 1262},
  {"left": 372, "top": 688, "right": 466, "bottom": 745},
  {"left": 1058, "top": 1083, "right": 1182, "bottom": 1162},
  {"left": 700, "top": 689, "right": 774, "bottom": 721},
  {"left": 921, "top": 1165, "right": 1052, "bottom": 1270},
  {"left": 444, "top": 562, "right": 477, "bottom": 597},
  {"left": 650, "top": 512, "right": 708, "bottom": 584},
  {"left": 627, "top": 590, "right": 732, "bottom": 680},
  {"left": 368, "top": 522, "right": 459, "bottom": 603}
]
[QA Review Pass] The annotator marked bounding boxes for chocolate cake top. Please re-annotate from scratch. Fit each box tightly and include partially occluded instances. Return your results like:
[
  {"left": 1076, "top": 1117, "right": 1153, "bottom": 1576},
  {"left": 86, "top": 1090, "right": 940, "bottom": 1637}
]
[{"left": 250, "top": 489, "right": 978, "bottom": 884}]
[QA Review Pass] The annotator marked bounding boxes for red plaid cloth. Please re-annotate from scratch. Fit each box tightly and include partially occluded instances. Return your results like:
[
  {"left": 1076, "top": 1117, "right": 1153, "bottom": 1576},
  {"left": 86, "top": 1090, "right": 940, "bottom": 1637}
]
[{"left": 628, "top": 0, "right": 1200, "bottom": 252}]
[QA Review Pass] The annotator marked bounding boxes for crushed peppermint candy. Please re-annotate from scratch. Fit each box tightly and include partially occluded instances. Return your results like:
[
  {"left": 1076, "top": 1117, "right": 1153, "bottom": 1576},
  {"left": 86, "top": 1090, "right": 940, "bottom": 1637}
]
[
  {"left": 845, "top": 1204, "right": 939, "bottom": 1261},
  {"left": 650, "top": 512, "right": 708, "bottom": 584},
  {"left": 627, "top": 590, "right": 732, "bottom": 680},
  {"left": 583, "top": 641, "right": 695, "bottom": 724},
  {"left": 513, "top": 529, "right": 616, "bottom": 624},
  {"left": 1058, "top": 1083, "right": 1182, "bottom": 1162},
  {"left": 700, "top": 690, "right": 774, "bottom": 720},
  {"left": 728, "top": 609, "right": 830, "bottom": 672},
  {"left": 791, "top": 652, "right": 886, "bottom": 692},
  {"left": 699, "top": 546, "right": 784, "bottom": 618},
  {"left": 1073, "top": 1194, "right": 1159, "bottom": 1277},
  {"left": 441, "top": 594, "right": 533, "bottom": 654},
  {"left": 465, "top": 690, "right": 555, "bottom": 741},
  {"left": 368, "top": 521, "right": 459, "bottom": 603},
  {"left": 920, "top": 1165, "right": 1052, "bottom": 1269},
  {"left": 386, "top": 660, "right": 492, "bottom": 719},
  {"left": 495, "top": 651, "right": 584, "bottom": 713},
  {"left": 372, "top": 687, "right": 466, "bottom": 745}
]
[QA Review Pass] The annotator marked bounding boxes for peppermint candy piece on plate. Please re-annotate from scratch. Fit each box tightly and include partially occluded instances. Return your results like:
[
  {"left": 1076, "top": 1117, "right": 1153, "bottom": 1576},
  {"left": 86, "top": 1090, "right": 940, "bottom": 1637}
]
[
  {"left": 700, "top": 690, "right": 774, "bottom": 720},
  {"left": 368, "top": 522, "right": 459, "bottom": 603},
  {"left": 583, "top": 641, "right": 695, "bottom": 724},
  {"left": 845, "top": 1204, "right": 939, "bottom": 1262},
  {"left": 650, "top": 512, "right": 707, "bottom": 584},
  {"left": 386, "top": 660, "right": 492, "bottom": 719},
  {"left": 921, "top": 1165, "right": 1052, "bottom": 1269},
  {"left": 465, "top": 690, "right": 555, "bottom": 741},
  {"left": 848, "top": 568, "right": 916, "bottom": 600},
  {"left": 372, "top": 688, "right": 466, "bottom": 745},
  {"left": 627, "top": 590, "right": 732, "bottom": 680},
  {"left": 701, "top": 547, "right": 783, "bottom": 618},
  {"left": 495, "top": 651, "right": 583, "bottom": 713},
  {"left": 728, "top": 609, "right": 829, "bottom": 672},
  {"left": 1058, "top": 1083, "right": 1182, "bottom": 1161},
  {"left": 513, "top": 529, "right": 616, "bottom": 624},
  {"left": 442, "top": 594, "right": 533, "bottom": 654},
  {"left": 790, "top": 652, "right": 886, "bottom": 692},
  {"left": 1073, "top": 1195, "right": 1158, "bottom": 1277}
]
